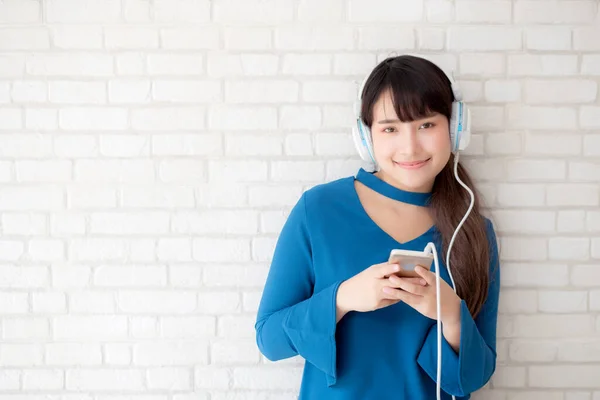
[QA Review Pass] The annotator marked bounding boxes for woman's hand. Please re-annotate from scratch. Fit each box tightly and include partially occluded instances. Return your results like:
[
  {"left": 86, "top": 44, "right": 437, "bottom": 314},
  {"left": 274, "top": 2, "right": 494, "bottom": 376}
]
[
  {"left": 336, "top": 263, "right": 427, "bottom": 322},
  {"left": 382, "top": 265, "right": 462, "bottom": 326}
]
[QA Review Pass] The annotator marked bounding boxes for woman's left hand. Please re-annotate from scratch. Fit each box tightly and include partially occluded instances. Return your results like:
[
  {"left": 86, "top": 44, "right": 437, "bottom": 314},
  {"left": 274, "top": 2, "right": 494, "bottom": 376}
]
[{"left": 382, "top": 265, "right": 462, "bottom": 325}]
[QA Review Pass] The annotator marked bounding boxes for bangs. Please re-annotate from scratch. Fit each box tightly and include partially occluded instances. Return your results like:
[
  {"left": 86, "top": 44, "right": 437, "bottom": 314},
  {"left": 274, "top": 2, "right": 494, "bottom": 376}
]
[{"left": 361, "top": 57, "right": 453, "bottom": 126}]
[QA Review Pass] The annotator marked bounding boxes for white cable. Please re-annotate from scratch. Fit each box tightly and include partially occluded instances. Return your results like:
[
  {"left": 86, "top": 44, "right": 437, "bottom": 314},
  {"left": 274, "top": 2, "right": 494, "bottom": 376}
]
[{"left": 424, "top": 152, "right": 475, "bottom": 400}]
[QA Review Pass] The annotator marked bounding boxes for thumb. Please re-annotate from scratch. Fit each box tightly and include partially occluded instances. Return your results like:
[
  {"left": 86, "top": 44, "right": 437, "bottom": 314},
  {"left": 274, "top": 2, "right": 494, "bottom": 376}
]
[
  {"left": 415, "top": 265, "right": 436, "bottom": 285},
  {"left": 374, "top": 262, "right": 401, "bottom": 278}
]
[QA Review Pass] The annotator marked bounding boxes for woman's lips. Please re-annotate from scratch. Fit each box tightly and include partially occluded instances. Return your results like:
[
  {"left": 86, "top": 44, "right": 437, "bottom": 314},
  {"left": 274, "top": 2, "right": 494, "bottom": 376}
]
[{"left": 393, "top": 158, "right": 431, "bottom": 169}]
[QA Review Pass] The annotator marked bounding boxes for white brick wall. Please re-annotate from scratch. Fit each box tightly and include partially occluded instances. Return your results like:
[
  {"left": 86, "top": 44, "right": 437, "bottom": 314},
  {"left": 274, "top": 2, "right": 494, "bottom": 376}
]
[{"left": 0, "top": 0, "right": 598, "bottom": 399}]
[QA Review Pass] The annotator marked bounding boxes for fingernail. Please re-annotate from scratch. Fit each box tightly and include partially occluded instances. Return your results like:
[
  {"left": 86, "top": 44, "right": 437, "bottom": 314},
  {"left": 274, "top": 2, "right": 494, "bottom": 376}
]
[
  {"left": 383, "top": 287, "right": 393, "bottom": 294},
  {"left": 394, "top": 265, "right": 400, "bottom": 271}
]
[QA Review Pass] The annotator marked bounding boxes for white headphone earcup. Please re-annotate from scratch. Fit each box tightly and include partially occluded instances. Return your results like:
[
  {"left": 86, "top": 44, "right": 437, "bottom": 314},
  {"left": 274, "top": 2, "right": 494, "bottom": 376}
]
[
  {"left": 450, "top": 101, "right": 471, "bottom": 152},
  {"left": 352, "top": 118, "right": 376, "bottom": 164}
]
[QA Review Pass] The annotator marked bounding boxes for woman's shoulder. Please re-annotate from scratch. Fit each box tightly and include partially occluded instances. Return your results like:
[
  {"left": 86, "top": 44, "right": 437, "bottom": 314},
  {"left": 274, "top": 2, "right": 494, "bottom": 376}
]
[{"left": 302, "top": 175, "right": 355, "bottom": 208}]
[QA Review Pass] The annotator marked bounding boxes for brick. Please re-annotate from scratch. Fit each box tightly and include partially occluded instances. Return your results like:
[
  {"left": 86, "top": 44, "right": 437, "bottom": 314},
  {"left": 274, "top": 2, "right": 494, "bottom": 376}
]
[
  {"left": 159, "top": 160, "right": 206, "bottom": 183},
  {"left": 193, "top": 239, "right": 251, "bottom": 262},
  {"left": 209, "top": 53, "right": 279, "bottom": 78},
  {"left": 68, "top": 186, "right": 117, "bottom": 209},
  {"left": 584, "top": 135, "right": 600, "bottom": 156},
  {"left": 27, "top": 54, "right": 113, "bottom": 77},
  {"left": 51, "top": 26, "right": 103, "bottom": 49},
  {"left": 498, "top": 289, "right": 538, "bottom": 314},
  {"left": 525, "top": 80, "right": 597, "bottom": 104},
  {"left": 153, "top": 80, "right": 222, "bottom": 103},
  {"left": 491, "top": 366, "right": 526, "bottom": 388},
  {"left": 90, "top": 212, "right": 169, "bottom": 234},
  {"left": 510, "top": 315, "right": 595, "bottom": 338},
  {"left": 28, "top": 239, "right": 64, "bottom": 262},
  {"left": 2, "top": 318, "right": 49, "bottom": 340},
  {"left": 0, "top": 28, "right": 50, "bottom": 50},
  {"left": 252, "top": 237, "right": 277, "bottom": 262},
  {"left": 211, "top": 340, "right": 260, "bottom": 365},
  {"left": 298, "top": 0, "right": 344, "bottom": 22},
  {"left": 270, "top": 161, "right": 325, "bottom": 182},
  {"left": 119, "top": 291, "right": 196, "bottom": 314},
  {"left": 525, "top": 27, "right": 571, "bottom": 51},
  {"left": 157, "top": 239, "right": 192, "bottom": 262},
  {"left": 509, "top": 340, "right": 557, "bottom": 362},
  {"left": 575, "top": 28, "right": 600, "bottom": 51},
  {"left": 171, "top": 210, "right": 258, "bottom": 235},
  {"left": 508, "top": 106, "right": 577, "bottom": 130},
  {"left": 358, "top": 27, "right": 415, "bottom": 50},
  {"left": 49, "top": 81, "right": 106, "bottom": 104},
  {"left": 148, "top": 54, "right": 203, "bottom": 76},
  {"left": 224, "top": 28, "right": 272, "bottom": 50},
  {"left": 303, "top": 80, "right": 355, "bottom": 102},
  {"left": 209, "top": 106, "right": 276, "bottom": 130},
  {"left": 470, "top": 106, "right": 505, "bottom": 130},
  {"left": 547, "top": 184, "right": 599, "bottom": 206},
  {"left": 275, "top": 27, "right": 354, "bottom": 50},
  {"left": 0, "top": 187, "right": 63, "bottom": 210},
  {"left": 147, "top": 367, "right": 191, "bottom": 390},
  {"left": 460, "top": 54, "right": 506, "bottom": 76},
  {"left": 11, "top": 80, "right": 47, "bottom": 102},
  {"left": 0, "top": 292, "right": 28, "bottom": 314},
  {"left": 0, "top": 344, "right": 43, "bottom": 366},
  {"left": 492, "top": 210, "right": 555, "bottom": 234},
  {"left": 316, "top": 133, "right": 356, "bottom": 156},
  {"left": 516, "top": 1, "right": 597, "bottom": 23},
  {"left": 280, "top": 106, "right": 321, "bottom": 130},
  {"left": 1, "top": 213, "right": 46, "bottom": 236},
  {"left": 54, "top": 316, "right": 127, "bottom": 340},
  {"left": 196, "top": 183, "right": 248, "bottom": 208},
  {"left": 500, "top": 238, "right": 548, "bottom": 261},
  {"left": 195, "top": 366, "right": 230, "bottom": 390},
  {"left": 558, "top": 210, "right": 586, "bottom": 233},
  {"left": 66, "top": 369, "right": 144, "bottom": 390},
  {"left": 506, "top": 160, "right": 565, "bottom": 181},
  {"left": 153, "top": 134, "right": 222, "bottom": 156},
  {"left": 484, "top": 80, "right": 521, "bottom": 102},
  {"left": 233, "top": 366, "right": 302, "bottom": 390},
  {"left": 525, "top": 132, "right": 582, "bottom": 156},
  {"left": 426, "top": 0, "right": 454, "bottom": 22},
  {"left": 154, "top": 0, "right": 210, "bottom": 22},
  {"left": 571, "top": 264, "right": 600, "bottom": 287},
  {"left": 587, "top": 211, "right": 600, "bottom": 232},
  {"left": 214, "top": 0, "right": 293, "bottom": 22},
  {"left": 418, "top": 28, "right": 445, "bottom": 51},
  {"left": 582, "top": 55, "right": 600, "bottom": 75},
  {"left": 104, "top": 343, "right": 131, "bottom": 365},
  {"left": 169, "top": 265, "right": 202, "bottom": 288},
  {"left": 69, "top": 238, "right": 127, "bottom": 262},
  {"left": 548, "top": 237, "right": 590, "bottom": 261},
  {"left": 248, "top": 185, "right": 303, "bottom": 207},
  {"left": 502, "top": 259, "right": 569, "bottom": 287},
  {"left": 539, "top": 290, "right": 588, "bottom": 313},
  {"left": 208, "top": 160, "right": 267, "bottom": 183},
  {"left": 69, "top": 292, "right": 115, "bottom": 314},
  {"left": 16, "top": 160, "right": 72, "bottom": 183},
  {"left": 581, "top": 106, "right": 600, "bottom": 128},
  {"left": 218, "top": 316, "right": 255, "bottom": 338},
  {"left": 203, "top": 265, "right": 268, "bottom": 288},
  {"left": 124, "top": 0, "right": 151, "bottom": 22},
  {"left": 530, "top": 366, "right": 600, "bottom": 388},
  {"left": 108, "top": 80, "right": 151, "bottom": 104},
  {"left": 93, "top": 265, "right": 167, "bottom": 287},
  {"left": 348, "top": 0, "right": 423, "bottom": 21},
  {"left": 0, "top": 55, "right": 25, "bottom": 77},
  {"left": 59, "top": 107, "right": 127, "bottom": 130},
  {"left": 0, "top": 0, "right": 40, "bottom": 23},
  {"left": 120, "top": 186, "right": 195, "bottom": 208},
  {"left": 132, "top": 107, "right": 204, "bottom": 130},
  {"left": 22, "top": 370, "right": 63, "bottom": 390},
  {"left": 51, "top": 213, "right": 86, "bottom": 236},
  {"left": 0, "top": 240, "right": 25, "bottom": 262},
  {"left": 456, "top": 1, "right": 512, "bottom": 23},
  {"left": 508, "top": 55, "right": 578, "bottom": 76},
  {"left": 104, "top": 27, "right": 158, "bottom": 49},
  {"left": 161, "top": 316, "right": 216, "bottom": 339},
  {"left": 485, "top": 132, "right": 522, "bottom": 155},
  {"left": 558, "top": 339, "right": 600, "bottom": 362},
  {"left": 225, "top": 134, "right": 282, "bottom": 156},
  {"left": 51, "top": 265, "right": 92, "bottom": 288},
  {"left": 569, "top": 161, "right": 600, "bottom": 182},
  {"left": 75, "top": 160, "right": 154, "bottom": 183},
  {"left": 161, "top": 27, "right": 220, "bottom": 50},
  {"left": 133, "top": 341, "right": 208, "bottom": 366},
  {"left": 225, "top": 80, "right": 298, "bottom": 103},
  {"left": 0, "top": 108, "right": 22, "bottom": 130},
  {"left": 449, "top": 27, "right": 521, "bottom": 51}
]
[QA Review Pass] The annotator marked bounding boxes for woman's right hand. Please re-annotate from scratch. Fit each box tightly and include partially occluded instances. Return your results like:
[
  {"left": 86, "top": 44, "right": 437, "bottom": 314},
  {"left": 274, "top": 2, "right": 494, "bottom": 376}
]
[{"left": 335, "top": 262, "right": 426, "bottom": 322}]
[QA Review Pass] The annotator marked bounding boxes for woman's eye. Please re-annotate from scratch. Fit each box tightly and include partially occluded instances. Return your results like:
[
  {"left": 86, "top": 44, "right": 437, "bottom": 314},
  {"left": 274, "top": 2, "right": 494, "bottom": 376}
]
[
  {"left": 383, "top": 127, "right": 395, "bottom": 133},
  {"left": 420, "top": 122, "right": 435, "bottom": 129}
]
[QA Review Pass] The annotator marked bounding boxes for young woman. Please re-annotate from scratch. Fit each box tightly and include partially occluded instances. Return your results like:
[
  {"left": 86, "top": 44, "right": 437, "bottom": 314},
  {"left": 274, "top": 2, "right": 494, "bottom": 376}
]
[{"left": 254, "top": 55, "right": 500, "bottom": 400}]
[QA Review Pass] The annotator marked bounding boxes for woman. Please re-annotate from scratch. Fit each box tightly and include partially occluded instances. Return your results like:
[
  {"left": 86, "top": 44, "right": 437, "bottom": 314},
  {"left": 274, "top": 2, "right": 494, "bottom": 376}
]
[{"left": 254, "top": 55, "right": 500, "bottom": 400}]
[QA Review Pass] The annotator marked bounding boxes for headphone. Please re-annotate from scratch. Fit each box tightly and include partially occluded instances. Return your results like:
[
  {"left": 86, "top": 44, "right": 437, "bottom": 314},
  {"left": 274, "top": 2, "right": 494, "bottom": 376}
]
[{"left": 352, "top": 55, "right": 471, "bottom": 168}]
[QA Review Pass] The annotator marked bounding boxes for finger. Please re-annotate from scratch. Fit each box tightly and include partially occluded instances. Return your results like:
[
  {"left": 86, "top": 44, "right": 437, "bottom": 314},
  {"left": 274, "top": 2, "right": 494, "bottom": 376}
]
[
  {"left": 374, "top": 262, "right": 401, "bottom": 278},
  {"left": 415, "top": 265, "right": 436, "bottom": 285},
  {"left": 403, "top": 277, "right": 427, "bottom": 286},
  {"left": 388, "top": 275, "right": 426, "bottom": 295},
  {"left": 381, "top": 286, "right": 418, "bottom": 306}
]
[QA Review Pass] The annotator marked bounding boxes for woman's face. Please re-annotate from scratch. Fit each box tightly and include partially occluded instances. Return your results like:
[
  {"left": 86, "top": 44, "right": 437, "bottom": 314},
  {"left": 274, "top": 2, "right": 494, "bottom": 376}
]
[{"left": 370, "top": 89, "right": 452, "bottom": 193}]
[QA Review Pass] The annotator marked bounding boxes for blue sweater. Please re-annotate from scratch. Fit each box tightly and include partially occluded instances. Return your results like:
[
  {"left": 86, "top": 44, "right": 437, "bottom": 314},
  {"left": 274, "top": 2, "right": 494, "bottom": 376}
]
[{"left": 255, "top": 170, "right": 500, "bottom": 399}]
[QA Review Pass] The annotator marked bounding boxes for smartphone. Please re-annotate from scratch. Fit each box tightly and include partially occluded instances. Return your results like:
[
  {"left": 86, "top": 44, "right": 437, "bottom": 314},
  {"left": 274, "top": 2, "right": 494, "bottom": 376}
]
[{"left": 387, "top": 249, "right": 433, "bottom": 278}]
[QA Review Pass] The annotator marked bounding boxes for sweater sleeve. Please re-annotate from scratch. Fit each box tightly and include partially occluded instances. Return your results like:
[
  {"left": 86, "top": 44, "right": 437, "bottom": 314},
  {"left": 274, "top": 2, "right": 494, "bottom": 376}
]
[
  {"left": 254, "top": 192, "right": 343, "bottom": 386},
  {"left": 417, "top": 219, "right": 501, "bottom": 397}
]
